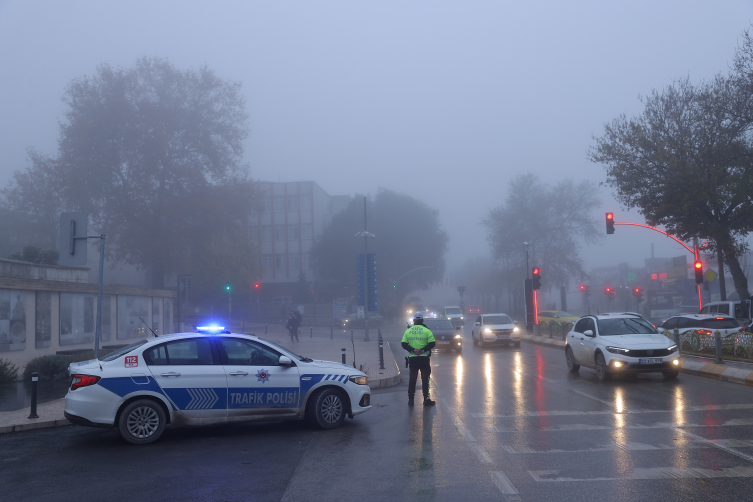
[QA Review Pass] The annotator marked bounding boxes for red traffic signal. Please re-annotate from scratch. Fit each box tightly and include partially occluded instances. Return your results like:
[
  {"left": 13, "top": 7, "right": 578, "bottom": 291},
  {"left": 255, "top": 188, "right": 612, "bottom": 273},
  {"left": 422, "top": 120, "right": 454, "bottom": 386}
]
[
  {"left": 606, "top": 213, "right": 615, "bottom": 234},
  {"left": 532, "top": 267, "right": 541, "bottom": 290},
  {"left": 694, "top": 260, "right": 704, "bottom": 285},
  {"left": 632, "top": 287, "right": 644, "bottom": 302},
  {"left": 579, "top": 284, "right": 585, "bottom": 291}
]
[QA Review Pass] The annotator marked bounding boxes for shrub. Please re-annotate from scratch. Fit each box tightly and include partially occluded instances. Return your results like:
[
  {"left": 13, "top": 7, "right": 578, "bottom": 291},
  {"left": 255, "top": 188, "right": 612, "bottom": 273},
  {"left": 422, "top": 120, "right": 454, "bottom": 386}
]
[
  {"left": 22, "top": 349, "right": 114, "bottom": 382},
  {"left": 0, "top": 359, "right": 19, "bottom": 385}
]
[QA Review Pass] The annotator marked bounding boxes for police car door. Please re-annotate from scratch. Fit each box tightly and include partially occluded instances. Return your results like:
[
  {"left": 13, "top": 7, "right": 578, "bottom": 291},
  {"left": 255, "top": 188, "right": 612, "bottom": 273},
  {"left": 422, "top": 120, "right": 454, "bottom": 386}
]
[
  {"left": 216, "top": 337, "right": 301, "bottom": 420},
  {"left": 143, "top": 337, "right": 228, "bottom": 421}
]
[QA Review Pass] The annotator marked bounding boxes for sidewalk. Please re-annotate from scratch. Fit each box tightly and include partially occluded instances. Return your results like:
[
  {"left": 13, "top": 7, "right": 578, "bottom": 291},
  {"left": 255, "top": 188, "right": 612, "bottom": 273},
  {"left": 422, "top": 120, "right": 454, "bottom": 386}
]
[
  {"left": 523, "top": 333, "right": 753, "bottom": 386},
  {"left": 0, "top": 328, "right": 399, "bottom": 435}
]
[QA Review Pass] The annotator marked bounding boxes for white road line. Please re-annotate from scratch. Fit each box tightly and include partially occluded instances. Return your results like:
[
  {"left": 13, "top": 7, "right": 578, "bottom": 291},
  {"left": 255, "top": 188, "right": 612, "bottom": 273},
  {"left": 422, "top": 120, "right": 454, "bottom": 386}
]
[
  {"left": 468, "top": 443, "right": 492, "bottom": 463},
  {"left": 472, "top": 403, "right": 753, "bottom": 418},
  {"left": 501, "top": 441, "right": 712, "bottom": 454},
  {"left": 489, "top": 417, "right": 753, "bottom": 432},
  {"left": 673, "top": 428, "right": 753, "bottom": 464},
  {"left": 529, "top": 465, "right": 753, "bottom": 482},
  {"left": 441, "top": 398, "right": 476, "bottom": 442},
  {"left": 491, "top": 471, "right": 520, "bottom": 494}
]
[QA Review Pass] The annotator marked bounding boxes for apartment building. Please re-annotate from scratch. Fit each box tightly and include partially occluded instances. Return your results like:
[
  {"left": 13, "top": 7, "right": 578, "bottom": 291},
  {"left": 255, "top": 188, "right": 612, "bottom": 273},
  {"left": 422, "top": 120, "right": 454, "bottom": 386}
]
[{"left": 251, "top": 181, "right": 349, "bottom": 302}]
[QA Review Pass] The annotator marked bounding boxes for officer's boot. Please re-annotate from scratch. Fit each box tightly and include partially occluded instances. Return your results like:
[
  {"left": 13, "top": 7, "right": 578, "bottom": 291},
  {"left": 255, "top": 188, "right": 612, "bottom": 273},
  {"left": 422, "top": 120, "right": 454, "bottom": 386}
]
[
  {"left": 423, "top": 395, "right": 436, "bottom": 406},
  {"left": 408, "top": 394, "right": 414, "bottom": 406}
]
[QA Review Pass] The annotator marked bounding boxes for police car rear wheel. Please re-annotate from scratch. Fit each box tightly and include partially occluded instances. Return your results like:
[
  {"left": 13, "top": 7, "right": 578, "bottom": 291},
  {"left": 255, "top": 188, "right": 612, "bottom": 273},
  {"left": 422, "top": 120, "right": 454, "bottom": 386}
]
[
  {"left": 310, "top": 388, "right": 346, "bottom": 430},
  {"left": 118, "top": 399, "right": 166, "bottom": 445}
]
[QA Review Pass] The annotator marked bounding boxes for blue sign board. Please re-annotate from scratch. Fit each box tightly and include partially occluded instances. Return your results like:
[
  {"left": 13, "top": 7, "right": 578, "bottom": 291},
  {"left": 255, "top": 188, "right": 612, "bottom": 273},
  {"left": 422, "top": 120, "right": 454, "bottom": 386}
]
[{"left": 357, "top": 254, "right": 378, "bottom": 311}]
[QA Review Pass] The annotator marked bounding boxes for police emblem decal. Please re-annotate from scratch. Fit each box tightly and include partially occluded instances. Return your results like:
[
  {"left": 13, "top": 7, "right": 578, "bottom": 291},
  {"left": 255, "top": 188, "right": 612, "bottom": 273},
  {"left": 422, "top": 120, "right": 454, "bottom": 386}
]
[{"left": 256, "top": 368, "right": 270, "bottom": 383}]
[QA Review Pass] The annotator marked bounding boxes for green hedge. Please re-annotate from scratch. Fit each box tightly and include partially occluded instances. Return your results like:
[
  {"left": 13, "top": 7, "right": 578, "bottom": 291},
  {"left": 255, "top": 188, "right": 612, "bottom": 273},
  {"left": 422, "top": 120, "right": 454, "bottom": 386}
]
[
  {"left": 22, "top": 349, "right": 114, "bottom": 382},
  {"left": 0, "top": 359, "right": 18, "bottom": 385}
]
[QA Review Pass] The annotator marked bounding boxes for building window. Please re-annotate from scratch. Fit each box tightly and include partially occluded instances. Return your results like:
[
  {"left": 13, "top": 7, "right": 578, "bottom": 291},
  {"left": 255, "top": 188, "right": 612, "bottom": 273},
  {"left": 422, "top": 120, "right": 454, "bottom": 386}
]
[
  {"left": 300, "top": 194, "right": 311, "bottom": 211},
  {"left": 275, "top": 255, "right": 287, "bottom": 271},
  {"left": 274, "top": 196, "right": 285, "bottom": 212},
  {"left": 287, "top": 195, "right": 299, "bottom": 212},
  {"left": 60, "top": 292, "right": 103, "bottom": 346},
  {"left": 258, "top": 197, "right": 270, "bottom": 213},
  {"left": 289, "top": 253, "right": 300, "bottom": 270},
  {"left": 288, "top": 225, "right": 299, "bottom": 241},
  {"left": 35, "top": 291, "right": 52, "bottom": 348},
  {"left": 117, "top": 296, "right": 150, "bottom": 340},
  {"left": 262, "top": 254, "right": 273, "bottom": 271},
  {"left": 152, "top": 297, "right": 161, "bottom": 335},
  {"left": 302, "top": 253, "right": 310, "bottom": 270},
  {"left": 301, "top": 223, "right": 312, "bottom": 239},
  {"left": 0, "top": 290, "right": 25, "bottom": 352},
  {"left": 275, "top": 225, "right": 286, "bottom": 241},
  {"left": 163, "top": 298, "right": 173, "bottom": 335},
  {"left": 261, "top": 225, "right": 272, "bottom": 242}
]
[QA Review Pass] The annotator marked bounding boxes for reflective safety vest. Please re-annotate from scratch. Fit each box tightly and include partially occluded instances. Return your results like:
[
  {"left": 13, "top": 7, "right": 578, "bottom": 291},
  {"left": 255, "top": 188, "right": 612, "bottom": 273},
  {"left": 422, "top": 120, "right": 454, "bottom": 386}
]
[{"left": 401, "top": 325, "right": 435, "bottom": 357}]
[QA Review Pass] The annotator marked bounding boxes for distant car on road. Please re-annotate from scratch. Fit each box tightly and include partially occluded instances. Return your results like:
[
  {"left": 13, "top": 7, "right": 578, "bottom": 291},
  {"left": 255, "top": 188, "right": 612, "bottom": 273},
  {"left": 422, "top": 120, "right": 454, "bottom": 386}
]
[
  {"left": 65, "top": 328, "right": 372, "bottom": 445},
  {"left": 471, "top": 313, "right": 522, "bottom": 348},
  {"left": 442, "top": 306, "right": 465, "bottom": 327},
  {"left": 565, "top": 314, "right": 680, "bottom": 381},
  {"left": 423, "top": 318, "right": 463, "bottom": 354}
]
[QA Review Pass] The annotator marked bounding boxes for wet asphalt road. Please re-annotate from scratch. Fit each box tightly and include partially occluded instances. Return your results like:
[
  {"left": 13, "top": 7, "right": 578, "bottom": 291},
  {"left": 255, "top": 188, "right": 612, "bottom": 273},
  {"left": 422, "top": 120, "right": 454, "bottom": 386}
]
[{"left": 3, "top": 325, "right": 753, "bottom": 501}]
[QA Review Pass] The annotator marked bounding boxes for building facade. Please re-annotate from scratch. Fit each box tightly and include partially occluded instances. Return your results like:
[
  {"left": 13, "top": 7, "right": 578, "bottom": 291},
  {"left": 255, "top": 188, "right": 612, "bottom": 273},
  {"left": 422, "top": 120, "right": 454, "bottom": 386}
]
[
  {"left": 251, "top": 181, "right": 349, "bottom": 303},
  {"left": 0, "top": 259, "right": 176, "bottom": 371}
]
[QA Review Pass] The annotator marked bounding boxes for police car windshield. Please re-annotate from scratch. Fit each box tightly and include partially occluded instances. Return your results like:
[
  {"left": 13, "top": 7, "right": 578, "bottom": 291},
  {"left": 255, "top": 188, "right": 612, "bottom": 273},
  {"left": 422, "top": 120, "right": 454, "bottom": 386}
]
[
  {"left": 423, "top": 319, "right": 454, "bottom": 330},
  {"left": 259, "top": 339, "right": 309, "bottom": 362},
  {"left": 597, "top": 318, "right": 657, "bottom": 336},
  {"left": 100, "top": 340, "right": 148, "bottom": 361},
  {"left": 483, "top": 315, "right": 512, "bottom": 325}
]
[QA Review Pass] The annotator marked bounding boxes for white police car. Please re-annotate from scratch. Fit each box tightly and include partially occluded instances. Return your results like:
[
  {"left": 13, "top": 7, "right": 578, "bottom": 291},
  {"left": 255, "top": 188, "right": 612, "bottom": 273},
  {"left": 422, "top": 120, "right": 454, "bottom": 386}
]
[{"left": 64, "top": 328, "right": 372, "bottom": 444}]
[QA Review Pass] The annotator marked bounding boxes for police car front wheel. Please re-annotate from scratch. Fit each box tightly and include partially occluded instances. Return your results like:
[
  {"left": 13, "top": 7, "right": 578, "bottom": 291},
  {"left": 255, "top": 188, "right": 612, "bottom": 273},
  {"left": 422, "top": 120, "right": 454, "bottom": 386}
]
[
  {"left": 309, "top": 388, "right": 347, "bottom": 430},
  {"left": 118, "top": 399, "right": 167, "bottom": 445}
]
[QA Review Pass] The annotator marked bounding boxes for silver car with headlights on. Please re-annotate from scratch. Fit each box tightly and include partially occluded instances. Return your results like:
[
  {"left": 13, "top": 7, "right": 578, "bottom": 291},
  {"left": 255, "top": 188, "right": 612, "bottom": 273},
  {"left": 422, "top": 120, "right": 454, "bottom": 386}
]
[{"left": 471, "top": 313, "right": 522, "bottom": 348}]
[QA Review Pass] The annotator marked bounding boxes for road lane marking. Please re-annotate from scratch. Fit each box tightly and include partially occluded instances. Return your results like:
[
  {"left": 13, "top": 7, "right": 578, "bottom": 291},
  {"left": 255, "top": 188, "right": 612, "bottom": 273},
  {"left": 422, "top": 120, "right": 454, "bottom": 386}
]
[
  {"left": 489, "top": 417, "right": 753, "bottom": 432},
  {"left": 501, "top": 441, "right": 712, "bottom": 453},
  {"left": 469, "top": 443, "right": 492, "bottom": 463},
  {"left": 672, "top": 428, "right": 753, "bottom": 464},
  {"left": 490, "top": 471, "right": 520, "bottom": 494},
  {"left": 529, "top": 465, "right": 753, "bottom": 482},
  {"left": 471, "top": 403, "right": 753, "bottom": 418},
  {"left": 441, "top": 398, "right": 476, "bottom": 441}
]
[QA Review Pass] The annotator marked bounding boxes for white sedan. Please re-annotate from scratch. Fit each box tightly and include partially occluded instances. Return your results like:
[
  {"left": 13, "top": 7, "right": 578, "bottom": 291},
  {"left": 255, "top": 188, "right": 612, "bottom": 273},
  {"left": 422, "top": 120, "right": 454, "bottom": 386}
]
[
  {"left": 65, "top": 329, "right": 372, "bottom": 444},
  {"left": 565, "top": 314, "right": 681, "bottom": 381}
]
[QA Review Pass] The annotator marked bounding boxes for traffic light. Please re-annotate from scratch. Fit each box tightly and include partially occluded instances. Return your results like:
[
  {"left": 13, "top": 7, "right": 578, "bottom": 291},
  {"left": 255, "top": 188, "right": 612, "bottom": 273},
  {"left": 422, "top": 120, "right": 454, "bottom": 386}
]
[
  {"left": 632, "top": 287, "right": 644, "bottom": 303},
  {"left": 604, "top": 286, "right": 615, "bottom": 298},
  {"left": 579, "top": 284, "right": 590, "bottom": 296},
  {"left": 254, "top": 283, "right": 260, "bottom": 289},
  {"left": 606, "top": 213, "right": 615, "bottom": 234},
  {"left": 225, "top": 285, "right": 231, "bottom": 291},
  {"left": 694, "top": 260, "right": 704, "bottom": 285},
  {"left": 532, "top": 267, "right": 541, "bottom": 290}
]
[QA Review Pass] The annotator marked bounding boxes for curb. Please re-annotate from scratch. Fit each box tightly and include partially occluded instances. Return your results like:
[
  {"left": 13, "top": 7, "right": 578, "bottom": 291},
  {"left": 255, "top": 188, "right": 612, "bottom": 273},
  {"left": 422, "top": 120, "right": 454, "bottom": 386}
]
[
  {"left": 522, "top": 334, "right": 753, "bottom": 387},
  {"left": 0, "top": 418, "right": 71, "bottom": 434}
]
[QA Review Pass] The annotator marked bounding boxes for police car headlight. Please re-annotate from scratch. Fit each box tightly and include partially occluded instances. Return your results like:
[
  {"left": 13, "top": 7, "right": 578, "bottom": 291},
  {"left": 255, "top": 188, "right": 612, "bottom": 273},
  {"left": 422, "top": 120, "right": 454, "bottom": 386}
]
[
  {"left": 484, "top": 328, "right": 492, "bottom": 333},
  {"left": 349, "top": 375, "right": 368, "bottom": 385}
]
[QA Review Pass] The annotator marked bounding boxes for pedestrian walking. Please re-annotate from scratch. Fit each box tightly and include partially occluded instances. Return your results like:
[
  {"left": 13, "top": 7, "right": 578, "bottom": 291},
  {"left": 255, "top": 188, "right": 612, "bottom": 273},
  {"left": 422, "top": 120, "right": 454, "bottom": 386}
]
[
  {"left": 401, "top": 312, "right": 436, "bottom": 406},
  {"left": 286, "top": 311, "right": 300, "bottom": 342}
]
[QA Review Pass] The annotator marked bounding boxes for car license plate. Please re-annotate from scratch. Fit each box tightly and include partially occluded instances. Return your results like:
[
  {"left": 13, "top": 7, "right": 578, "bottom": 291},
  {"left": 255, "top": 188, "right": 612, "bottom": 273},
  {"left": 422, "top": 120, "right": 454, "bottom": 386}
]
[
  {"left": 497, "top": 334, "right": 509, "bottom": 339},
  {"left": 437, "top": 341, "right": 451, "bottom": 345},
  {"left": 638, "top": 358, "right": 662, "bottom": 364}
]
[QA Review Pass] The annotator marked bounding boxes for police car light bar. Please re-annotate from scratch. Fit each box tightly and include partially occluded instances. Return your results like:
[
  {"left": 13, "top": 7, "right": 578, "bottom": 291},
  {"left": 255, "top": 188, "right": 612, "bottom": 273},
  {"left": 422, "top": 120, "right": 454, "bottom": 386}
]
[{"left": 196, "top": 325, "right": 226, "bottom": 333}]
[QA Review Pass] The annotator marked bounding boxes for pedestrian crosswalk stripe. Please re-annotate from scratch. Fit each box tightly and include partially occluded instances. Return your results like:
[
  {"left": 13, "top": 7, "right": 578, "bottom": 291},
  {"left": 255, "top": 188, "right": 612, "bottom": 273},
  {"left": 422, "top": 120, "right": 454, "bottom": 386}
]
[
  {"left": 490, "top": 471, "right": 519, "bottom": 494},
  {"left": 469, "top": 443, "right": 492, "bottom": 463},
  {"left": 471, "top": 403, "right": 753, "bottom": 418},
  {"left": 501, "top": 441, "right": 719, "bottom": 454},
  {"left": 529, "top": 465, "right": 753, "bottom": 482},
  {"left": 489, "top": 417, "right": 753, "bottom": 432}
]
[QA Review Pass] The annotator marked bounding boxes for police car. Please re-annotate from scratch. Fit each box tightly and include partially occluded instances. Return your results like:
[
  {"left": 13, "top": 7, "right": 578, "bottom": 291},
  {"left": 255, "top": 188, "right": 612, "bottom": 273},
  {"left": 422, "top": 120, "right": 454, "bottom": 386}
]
[{"left": 64, "top": 327, "right": 372, "bottom": 444}]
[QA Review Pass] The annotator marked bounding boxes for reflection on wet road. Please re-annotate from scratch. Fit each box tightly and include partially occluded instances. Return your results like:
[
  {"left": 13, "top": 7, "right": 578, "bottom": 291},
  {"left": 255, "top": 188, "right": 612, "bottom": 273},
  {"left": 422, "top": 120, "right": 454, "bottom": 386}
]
[{"left": 387, "top": 326, "right": 753, "bottom": 501}]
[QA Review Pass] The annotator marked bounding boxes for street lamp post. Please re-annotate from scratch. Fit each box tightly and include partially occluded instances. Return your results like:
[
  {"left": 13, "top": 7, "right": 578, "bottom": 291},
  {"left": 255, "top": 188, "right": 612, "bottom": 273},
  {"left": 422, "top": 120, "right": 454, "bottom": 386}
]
[{"left": 356, "top": 197, "right": 375, "bottom": 341}]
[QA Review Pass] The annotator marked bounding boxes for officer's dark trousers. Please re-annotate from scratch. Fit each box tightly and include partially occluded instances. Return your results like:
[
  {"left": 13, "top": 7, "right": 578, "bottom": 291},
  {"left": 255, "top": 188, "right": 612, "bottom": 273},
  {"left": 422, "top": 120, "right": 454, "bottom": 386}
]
[{"left": 408, "top": 356, "right": 431, "bottom": 399}]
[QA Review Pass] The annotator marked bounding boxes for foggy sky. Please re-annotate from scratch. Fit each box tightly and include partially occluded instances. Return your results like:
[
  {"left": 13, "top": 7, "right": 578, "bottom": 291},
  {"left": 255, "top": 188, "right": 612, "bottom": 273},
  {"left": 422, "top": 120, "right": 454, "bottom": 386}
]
[{"left": 1, "top": 0, "right": 751, "bottom": 274}]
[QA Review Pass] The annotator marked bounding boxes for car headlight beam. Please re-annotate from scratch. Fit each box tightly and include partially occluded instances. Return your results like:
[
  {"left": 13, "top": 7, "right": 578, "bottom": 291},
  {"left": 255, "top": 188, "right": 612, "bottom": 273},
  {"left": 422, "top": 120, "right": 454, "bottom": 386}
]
[
  {"left": 667, "top": 344, "right": 677, "bottom": 353},
  {"left": 348, "top": 375, "right": 368, "bottom": 385},
  {"left": 454, "top": 334, "right": 462, "bottom": 339},
  {"left": 483, "top": 328, "right": 492, "bottom": 333},
  {"left": 606, "top": 346, "right": 630, "bottom": 354}
]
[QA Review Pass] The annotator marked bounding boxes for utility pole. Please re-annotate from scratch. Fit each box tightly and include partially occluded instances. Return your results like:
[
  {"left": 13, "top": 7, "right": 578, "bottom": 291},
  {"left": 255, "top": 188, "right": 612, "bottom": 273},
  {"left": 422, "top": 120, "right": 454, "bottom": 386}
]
[{"left": 356, "top": 197, "right": 376, "bottom": 342}]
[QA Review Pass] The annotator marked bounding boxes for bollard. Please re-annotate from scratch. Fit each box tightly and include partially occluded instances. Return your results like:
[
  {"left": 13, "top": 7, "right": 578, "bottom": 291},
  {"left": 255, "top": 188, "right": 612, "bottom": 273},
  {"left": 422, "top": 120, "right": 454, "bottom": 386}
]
[
  {"left": 548, "top": 322, "right": 553, "bottom": 339},
  {"left": 673, "top": 327, "right": 680, "bottom": 352},
  {"left": 28, "top": 372, "right": 39, "bottom": 419},
  {"left": 378, "top": 332, "right": 385, "bottom": 370},
  {"left": 341, "top": 348, "right": 346, "bottom": 364},
  {"left": 265, "top": 323, "right": 268, "bottom": 335},
  {"left": 310, "top": 327, "right": 313, "bottom": 338},
  {"left": 714, "top": 330, "right": 723, "bottom": 364},
  {"left": 331, "top": 326, "right": 333, "bottom": 339},
  {"left": 351, "top": 329, "right": 354, "bottom": 341}
]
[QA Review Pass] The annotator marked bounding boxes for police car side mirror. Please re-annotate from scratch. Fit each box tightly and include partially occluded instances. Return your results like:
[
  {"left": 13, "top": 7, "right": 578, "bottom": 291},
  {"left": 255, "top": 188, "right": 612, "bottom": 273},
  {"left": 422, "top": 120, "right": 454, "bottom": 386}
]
[
  {"left": 583, "top": 330, "right": 595, "bottom": 337},
  {"left": 279, "top": 356, "right": 293, "bottom": 366},
  {"left": 474, "top": 322, "right": 480, "bottom": 326}
]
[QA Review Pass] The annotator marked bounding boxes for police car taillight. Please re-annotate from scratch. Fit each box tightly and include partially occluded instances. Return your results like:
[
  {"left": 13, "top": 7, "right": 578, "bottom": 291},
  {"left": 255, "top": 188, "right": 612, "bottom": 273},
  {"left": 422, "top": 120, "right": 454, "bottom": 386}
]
[{"left": 70, "top": 374, "right": 101, "bottom": 391}]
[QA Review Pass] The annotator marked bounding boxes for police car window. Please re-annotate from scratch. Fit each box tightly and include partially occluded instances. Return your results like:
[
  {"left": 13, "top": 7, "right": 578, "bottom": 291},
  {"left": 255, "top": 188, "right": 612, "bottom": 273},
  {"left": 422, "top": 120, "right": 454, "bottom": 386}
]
[
  {"left": 219, "top": 338, "right": 280, "bottom": 366},
  {"left": 100, "top": 340, "right": 148, "bottom": 362},
  {"left": 144, "top": 338, "right": 216, "bottom": 365},
  {"left": 717, "top": 304, "right": 730, "bottom": 315},
  {"left": 573, "top": 319, "right": 588, "bottom": 333}
]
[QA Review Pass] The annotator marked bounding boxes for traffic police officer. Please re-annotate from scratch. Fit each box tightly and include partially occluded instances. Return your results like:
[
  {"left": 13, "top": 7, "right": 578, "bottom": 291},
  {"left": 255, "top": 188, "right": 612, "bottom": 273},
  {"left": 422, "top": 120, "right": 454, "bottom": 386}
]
[{"left": 401, "top": 312, "right": 436, "bottom": 406}]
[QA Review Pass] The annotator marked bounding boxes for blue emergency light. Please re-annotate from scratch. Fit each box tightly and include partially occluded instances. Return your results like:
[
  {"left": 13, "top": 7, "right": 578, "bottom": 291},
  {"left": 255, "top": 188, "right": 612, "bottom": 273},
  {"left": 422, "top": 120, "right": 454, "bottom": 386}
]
[{"left": 196, "top": 325, "right": 227, "bottom": 334}]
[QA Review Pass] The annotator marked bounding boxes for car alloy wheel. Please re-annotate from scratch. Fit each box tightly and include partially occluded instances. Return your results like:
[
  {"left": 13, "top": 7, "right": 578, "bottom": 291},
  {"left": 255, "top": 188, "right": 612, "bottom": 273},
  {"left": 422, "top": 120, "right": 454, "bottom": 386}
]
[
  {"left": 118, "top": 399, "right": 166, "bottom": 445},
  {"left": 595, "top": 353, "right": 611, "bottom": 381},
  {"left": 566, "top": 347, "right": 580, "bottom": 373},
  {"left": 310, "top": 388, "right": 347, "bottom": 430},
  {"left": 320, "top": 394, "right": 343, "bottom": 424}
]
